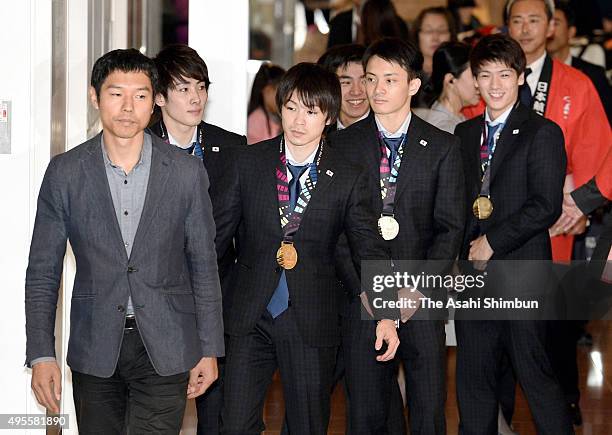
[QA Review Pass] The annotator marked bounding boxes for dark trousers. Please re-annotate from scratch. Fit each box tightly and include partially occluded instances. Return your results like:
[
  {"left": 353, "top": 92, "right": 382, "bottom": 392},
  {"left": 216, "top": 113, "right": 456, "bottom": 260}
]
[
  {"left": 342, "top": 311, "right": 406, "bottom": 435},
  {"left": 72, "top": 327, "right": 189, "bottom": 435},
  {"left": 195, "top": 356, "right": 225, "bottom": 435},
  {"left": 455, "top": 320, "right": 573, "bottom": 435},
  {"left": 221, "top": 309, "right": 337, "bottom": 435}
]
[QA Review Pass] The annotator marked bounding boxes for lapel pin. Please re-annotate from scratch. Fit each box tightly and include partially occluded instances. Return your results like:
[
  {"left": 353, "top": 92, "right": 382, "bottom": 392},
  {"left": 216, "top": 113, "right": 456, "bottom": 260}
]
[
  {"left": 512, "top": 129, "right": 519, "bottom": 135},
  {"left": 211, "top": 146, "right": 220, "bottom": 152},
  {"left": 419, "top": 139, "right": 428, "bottom": 147},
  {"left": 326, "top": 170, "right": 334, "bottom": 177}
]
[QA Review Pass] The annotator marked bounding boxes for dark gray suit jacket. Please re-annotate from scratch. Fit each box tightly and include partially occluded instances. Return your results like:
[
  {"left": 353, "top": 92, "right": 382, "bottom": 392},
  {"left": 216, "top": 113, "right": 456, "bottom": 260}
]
[{"left": 25, "top": 132, "right": 224, "bottom": 377}]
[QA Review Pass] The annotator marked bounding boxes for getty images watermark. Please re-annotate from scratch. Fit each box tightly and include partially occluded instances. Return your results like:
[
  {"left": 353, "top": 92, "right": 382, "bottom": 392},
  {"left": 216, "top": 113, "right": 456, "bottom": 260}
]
[{"left": 361, "top": 260, "right": 612, "bottom": 321}]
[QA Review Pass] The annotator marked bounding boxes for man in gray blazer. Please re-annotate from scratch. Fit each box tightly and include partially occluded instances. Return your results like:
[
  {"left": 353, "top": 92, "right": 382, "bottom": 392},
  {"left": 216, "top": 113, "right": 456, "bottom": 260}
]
[{"left": 25, "top": 49, "right": 224, "bottom": 433}]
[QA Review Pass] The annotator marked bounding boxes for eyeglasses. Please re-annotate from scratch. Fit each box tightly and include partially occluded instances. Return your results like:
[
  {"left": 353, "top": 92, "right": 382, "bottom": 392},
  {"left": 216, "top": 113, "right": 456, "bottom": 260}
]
[{"left": 420, "top": 28, "right": 450, "bottom": 36}]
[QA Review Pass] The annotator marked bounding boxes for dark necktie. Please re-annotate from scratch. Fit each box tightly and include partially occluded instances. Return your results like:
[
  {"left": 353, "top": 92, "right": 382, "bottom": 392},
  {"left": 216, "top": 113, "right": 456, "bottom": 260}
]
[
  {"left": 481, "top": 123, "right": 502, "bottom": 169},
  {"left": 287, "top": 163, "right": 309, "bottom": 210},
  {"left": 519, "top": 68, "right": 533, "bottom": 108},
  {"left": 382, "top": 134, "right": 405, "bottom": 166},
  {"left": 183, "top": 142, "right": 204, "bottom": 160}
]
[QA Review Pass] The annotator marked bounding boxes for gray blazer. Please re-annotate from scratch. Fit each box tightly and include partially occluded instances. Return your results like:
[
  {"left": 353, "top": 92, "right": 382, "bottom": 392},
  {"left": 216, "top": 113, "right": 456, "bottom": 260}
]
[{"left": 25, "top": 132, "right": 224, "bottom": 377}]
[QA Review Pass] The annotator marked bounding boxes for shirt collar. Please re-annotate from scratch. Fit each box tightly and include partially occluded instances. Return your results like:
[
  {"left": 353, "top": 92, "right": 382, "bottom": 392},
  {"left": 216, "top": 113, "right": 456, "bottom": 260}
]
[
  {"left": 337, "top": 110, "right": 370, "bottom": 130},
  {"left": 375, "top": 111, "right": 412, "bottom": 138},
  {"left": 167, "top": 127, "right": 198, "bottom": 149},
  {"left": 525, "top": 52, "right": 547, "bottom": 94},
  {"left": 101, "top": 133, "right": 151, "bottom": 170},
  {"left": 285, "top": 141, "right": 319, "bottom": 166},
  {"left": 485, "top": 104, "right": 513, "bottom": 126}
]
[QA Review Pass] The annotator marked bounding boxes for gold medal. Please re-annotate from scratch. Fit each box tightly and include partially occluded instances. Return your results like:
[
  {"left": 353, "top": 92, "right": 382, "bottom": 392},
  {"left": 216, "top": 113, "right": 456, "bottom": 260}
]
[
  {"left": 276, "top": 241, "right": 298, "bottom": 269},
  {"left": 472, "top": 196, "right": 493, "bottom": 220}
]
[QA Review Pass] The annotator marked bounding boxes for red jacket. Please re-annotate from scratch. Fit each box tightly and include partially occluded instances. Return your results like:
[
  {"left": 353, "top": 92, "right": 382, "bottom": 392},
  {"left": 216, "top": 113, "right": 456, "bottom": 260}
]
[
  {"left": 546, "top": 60, "right": 611, "bottom": 261},
  {"left": 595, "top": 147, "right": 612, "bottom": 201}
]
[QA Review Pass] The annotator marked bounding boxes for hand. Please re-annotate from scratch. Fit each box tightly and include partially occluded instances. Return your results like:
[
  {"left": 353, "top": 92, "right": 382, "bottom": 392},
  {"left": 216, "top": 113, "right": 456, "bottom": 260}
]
[
  {"left": 187, "top": 357, "right": 218, "bottom": 399},
  {"left": 468, "top": 235, "right": 494, "bottom": 262},
  {"left": 566, "top": 215, "right": 588, "bottom": 236},
  {"left": 375, "top": 319, "right": 400, "bottom": 362},
  {"left": 553, "top": 193, "right": 585, "bottom": 234},
  {"left": 31, "top": 361, "right": 61, "bottom": 413}
]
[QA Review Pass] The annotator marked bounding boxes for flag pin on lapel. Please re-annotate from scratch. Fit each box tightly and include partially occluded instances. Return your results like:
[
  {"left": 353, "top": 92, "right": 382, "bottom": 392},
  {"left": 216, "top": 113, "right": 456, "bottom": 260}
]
[
  {"left": 326, "top": 169, "right": 334, "bottom": 177},
  {"left": 212, "top": 146, "right": 220, "bottom": 152},
  {"left": 419, "top": 139, "right": 428, "bottom": 147},
  {"left": 512, "top": 129, "right": 519, "bottom": 135}
]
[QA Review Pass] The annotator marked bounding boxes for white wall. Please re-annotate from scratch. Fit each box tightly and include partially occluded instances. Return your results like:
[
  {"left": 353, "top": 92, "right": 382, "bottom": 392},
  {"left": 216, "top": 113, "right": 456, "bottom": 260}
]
[
  {"left": 0, "top": 1, "right": 52, "bottom": 433},
  {"left": 189, "top": 0, "right": 250, "bottom": 135}
]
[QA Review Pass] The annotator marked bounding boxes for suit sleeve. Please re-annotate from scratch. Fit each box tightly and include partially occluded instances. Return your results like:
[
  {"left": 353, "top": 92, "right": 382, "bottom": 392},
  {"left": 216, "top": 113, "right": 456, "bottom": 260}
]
[
  {"left": 486, "top": 123, "right": 567, "bottom": 255},
  {"left": 343, "top": 168, "right": 397, "bottom": 320},
  {"left": 213, "top": 150, "right": 243, "bottom": 270},
  {"left": 25, "top": 157, "right": 68, "bottom": 366},
  {"left": 427, "top": 136, "right": 466, "bottom": 260},
  {"left": 571, "top": 147, "right": 612, "bottom": 214},
  {"left": 185, "top": 162, "right": 225, "bottom": 357}
]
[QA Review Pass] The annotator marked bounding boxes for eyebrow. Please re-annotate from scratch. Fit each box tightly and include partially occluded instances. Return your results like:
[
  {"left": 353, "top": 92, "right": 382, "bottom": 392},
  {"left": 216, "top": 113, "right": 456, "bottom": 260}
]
[
  {"left": 106, "top": 85, "right": 151, "bottom": 92},
  {"left": 365, "top": 72, "right": 399, "bottom": 77}
]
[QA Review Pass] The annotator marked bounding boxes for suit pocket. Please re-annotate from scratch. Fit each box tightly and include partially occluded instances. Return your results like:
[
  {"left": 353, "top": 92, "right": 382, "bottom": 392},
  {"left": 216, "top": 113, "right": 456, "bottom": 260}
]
[
  {"left": 166, "top": 293, "right": 196, "bottom": 314},
  {"left": 72, "top": 279, "right": 96, "bottom": 298}
]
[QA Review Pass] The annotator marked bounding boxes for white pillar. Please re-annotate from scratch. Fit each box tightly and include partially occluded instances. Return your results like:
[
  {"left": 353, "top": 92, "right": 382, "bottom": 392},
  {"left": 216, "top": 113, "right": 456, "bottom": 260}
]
[{"left": 189, "top": 1, "right": 250, "bottom": 135}]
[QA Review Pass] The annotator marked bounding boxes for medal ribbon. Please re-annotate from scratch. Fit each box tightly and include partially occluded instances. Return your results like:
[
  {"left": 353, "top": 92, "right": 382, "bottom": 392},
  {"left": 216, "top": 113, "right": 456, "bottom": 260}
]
[
  {"left": 379, "top": 132, "right": 407, "bottom": 215},
  {"left": 478, "top": 120, "right": 504, "bottom": 198},
  {"left": 276, "top": 137, "right": 323, "bottom": 241}
]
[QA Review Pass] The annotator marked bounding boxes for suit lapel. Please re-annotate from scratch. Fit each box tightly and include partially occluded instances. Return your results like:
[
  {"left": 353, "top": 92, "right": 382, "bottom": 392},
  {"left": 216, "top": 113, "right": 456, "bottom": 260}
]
[
  {"left": 81, "top": 134, "right": 128, "bottom": 261},
  {"left": 131, "top": 137, "right": 172, "bottom": 257},
  {"left": 489, "top": 105, "right": 529, "bottom": 185},
  {"left": 394, "top": 116, "right": 429, "bottom": 202}
]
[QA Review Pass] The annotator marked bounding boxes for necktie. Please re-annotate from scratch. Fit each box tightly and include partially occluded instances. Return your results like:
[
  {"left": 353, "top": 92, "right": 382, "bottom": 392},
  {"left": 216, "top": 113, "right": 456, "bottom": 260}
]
[
  {"left": 382, "top": 134, "right": 405, "bottom": 166},
  {"left": 287, "top": 163, "right": 309, "bottom": 210},
  {"left": 481, "top": 123, "right": 502, "bottom": 168},
  {"left": 267, "top": 162, "right": 309, "bottom": 319},
  {"left": 519, "top": 68, "right": 533, "bottom": 108},
  {"left": 183, "top": 142, "right": 204, "bottom": 160}
]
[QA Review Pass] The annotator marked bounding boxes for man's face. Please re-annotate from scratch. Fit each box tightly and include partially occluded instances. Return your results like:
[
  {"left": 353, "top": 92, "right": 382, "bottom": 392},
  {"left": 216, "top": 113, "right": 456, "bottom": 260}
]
[
  {"left": 281, "top": 90, "right": 329, "bottom": 149},
  {"left": 155, "top": 76, "right": 208, "bottom": 128},
  {"left": 336, "top": 61, "right": 368, "bottom": 124},
  {"left": 547, "top": 9, "right": 574, "bottom": 54},
  {"left": 475, "top": 61, "right": 524, "bottom": 119},
  {"left": 365, "top": 56, "right": 420, "bottom": 117},
  {"left": 90, "top": 70, "right": 154, "bottom": 141},
  {"left": 508, "top": 0, "right": 554, "bottom": 60}
]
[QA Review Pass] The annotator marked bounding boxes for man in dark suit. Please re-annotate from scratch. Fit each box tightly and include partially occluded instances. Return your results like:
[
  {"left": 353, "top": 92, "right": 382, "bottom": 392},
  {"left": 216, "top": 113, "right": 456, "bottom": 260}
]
[
  {"left": 216, "top": 63, "right": 399, "bottom": 435},
  {"left": 331, "top": 37, "right": 465, "bottom": 435},
  {"left": 453, "top": 34, "right": 573, "bottom": 434},
  {"left": 25, "top": 49, "right": 224, "bottom": 433},
  {"left": 547, "top": 1, "right": 611, "bottom": 124},
  {"left": 149, "top": 44, "right": 246, "bottom": 435}
]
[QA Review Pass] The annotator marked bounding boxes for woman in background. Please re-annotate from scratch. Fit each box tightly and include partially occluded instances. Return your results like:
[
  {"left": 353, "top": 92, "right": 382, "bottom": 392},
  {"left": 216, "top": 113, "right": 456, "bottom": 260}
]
[
  {"left": 247, "top": 63, "right": 285, "bottom": 144},
  {"left": 414, "top": 41, "right": 480, "bottom": 133},
  {"left": 411, "top": 7, "right": 457, "bottom": 108},
  {"left": 358, "top": 0, "right": 408, "bottom": 46}
]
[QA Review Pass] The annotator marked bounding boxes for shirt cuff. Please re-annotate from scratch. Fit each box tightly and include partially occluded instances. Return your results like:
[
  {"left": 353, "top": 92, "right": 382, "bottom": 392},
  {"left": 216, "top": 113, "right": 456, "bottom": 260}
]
[{"left": 30, "top": 357, "right": 56, "bottom": 367}]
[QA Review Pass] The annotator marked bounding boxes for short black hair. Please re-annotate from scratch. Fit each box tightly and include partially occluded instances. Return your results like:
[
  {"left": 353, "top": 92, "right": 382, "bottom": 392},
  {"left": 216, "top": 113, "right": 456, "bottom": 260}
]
[
  {"left": 363, "top": 37, "right": 423, "bottom": 80},
  {"left": 317, "top": 44, "right": 366, "bottom": 75},
  {"left": 506, "top": 0, "right": 555, "bottom": 22},
  {"left": 90, "top": 48, "right": 159, "bottom": 98},
  {"left": 153, "top": 44, "right": 211, "bottom": 98},
  {"left": 470, "top": 34, "right": 526, "bottom": 77},
  {"left": 275, "top": 63, "right": 341, "bottom": 124},
  {"left": 554, "top": 0, "right": 576, "bottom": 27}
]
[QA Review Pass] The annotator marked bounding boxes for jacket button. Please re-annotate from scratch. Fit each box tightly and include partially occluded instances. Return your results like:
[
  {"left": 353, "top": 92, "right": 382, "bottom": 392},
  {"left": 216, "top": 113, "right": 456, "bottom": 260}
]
[
  {"left": 117, "top": 305, "right": 125, "bottom": 312},
  {"left": 127, "top": 266, "right": 137, "bottom": 273}
]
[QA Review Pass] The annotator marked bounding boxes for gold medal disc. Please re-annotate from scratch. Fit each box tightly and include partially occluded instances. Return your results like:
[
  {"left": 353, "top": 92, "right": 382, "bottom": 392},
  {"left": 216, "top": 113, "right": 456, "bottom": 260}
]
[
  {"left": 472, "top": 196, "right": 493, "bottom": 220},
  {"left": 277, "top": 242, "right": 298, "bottom": 269}
]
